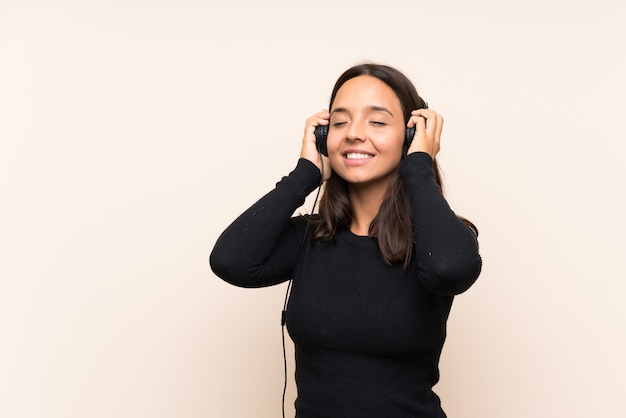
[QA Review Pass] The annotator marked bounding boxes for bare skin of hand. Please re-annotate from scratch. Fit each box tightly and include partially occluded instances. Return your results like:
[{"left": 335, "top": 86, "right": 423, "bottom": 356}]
[
  {"left": 406, "top": 108, "right": 443, "bottom": 159},
  {"left": 300, "top": 109, "right": 332, "bottom": 181}
]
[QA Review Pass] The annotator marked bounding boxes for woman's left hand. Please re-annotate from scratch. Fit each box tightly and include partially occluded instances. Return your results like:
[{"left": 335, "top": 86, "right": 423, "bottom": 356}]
[{"left": 406, "top": 108, "right": 443, "bottom": 159}]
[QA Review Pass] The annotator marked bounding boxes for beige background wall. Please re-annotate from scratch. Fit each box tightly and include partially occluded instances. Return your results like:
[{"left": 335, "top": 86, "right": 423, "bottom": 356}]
[{"left": 2, "top": 1, "right": 625, "bottom": 417}]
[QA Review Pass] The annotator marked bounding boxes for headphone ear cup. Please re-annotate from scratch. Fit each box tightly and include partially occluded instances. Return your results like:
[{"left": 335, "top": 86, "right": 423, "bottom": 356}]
[
  {"left": 314, "top": 125, "right": 328, "bottom": 156},
  {"left": 404, "top": 126, "right": 415, "bottom": 152},
  {"left": 404, "top": 101, "right": 426, "bottom": 152}
]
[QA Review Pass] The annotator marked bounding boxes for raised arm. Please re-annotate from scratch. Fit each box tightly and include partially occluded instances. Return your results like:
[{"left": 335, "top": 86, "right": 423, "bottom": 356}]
[
  {"left": 210, "top": 159, "right": 321, "bottom": 288},
  {"left": 403, "top": 108, "right": 481, "bottom": 295},
  {"left": 401, "top": 152, "right": 482, "bottom": 295}
]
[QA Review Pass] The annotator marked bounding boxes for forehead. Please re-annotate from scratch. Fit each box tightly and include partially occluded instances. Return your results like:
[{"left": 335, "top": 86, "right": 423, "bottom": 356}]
[{"left": 332, "top": 76, "right": 401, "bottom": 112}]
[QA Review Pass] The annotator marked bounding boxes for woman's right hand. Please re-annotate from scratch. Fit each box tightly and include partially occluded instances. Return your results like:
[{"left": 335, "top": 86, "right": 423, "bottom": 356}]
[{"left": 300, "top": 110, "right": 332, "bottom": 181}]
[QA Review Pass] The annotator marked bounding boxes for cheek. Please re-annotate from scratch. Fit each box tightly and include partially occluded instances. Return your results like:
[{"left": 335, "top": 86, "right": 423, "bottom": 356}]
[
  {"left": 326, "top": 132, "right": 341, "bottom": 152},
  {"left": 379, "top": 134, "right": 405, "bottom": 158},
  {"left": 325, "top": 135, "right": 349, "bottom": 173},
  {"left": 325, "top": 133, "right": 345, "bottom": 164}
]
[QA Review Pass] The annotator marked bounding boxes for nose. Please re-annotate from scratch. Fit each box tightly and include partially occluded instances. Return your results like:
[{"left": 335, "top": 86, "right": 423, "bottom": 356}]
[{"left": 345, "top": 120, "right": 366, "bottom": 142}]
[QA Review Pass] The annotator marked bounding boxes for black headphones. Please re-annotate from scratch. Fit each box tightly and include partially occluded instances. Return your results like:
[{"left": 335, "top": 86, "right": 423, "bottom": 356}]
[
  {"left": 314, "top": 103, "right": 428, "bottom": 156},
  {"left": 314, "top": 125, "right": 416, "bottom": 156}
]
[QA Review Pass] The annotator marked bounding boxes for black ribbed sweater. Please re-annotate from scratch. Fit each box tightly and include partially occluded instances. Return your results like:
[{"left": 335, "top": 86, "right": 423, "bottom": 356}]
[{"left": 210, "top": 152, "right": 482, "bottom": 418}]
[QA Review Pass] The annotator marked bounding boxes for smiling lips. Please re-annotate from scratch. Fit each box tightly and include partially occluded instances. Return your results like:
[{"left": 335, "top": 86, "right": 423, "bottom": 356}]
[{"left": 344, "top": 152, "right": 373, "bottom": 160}]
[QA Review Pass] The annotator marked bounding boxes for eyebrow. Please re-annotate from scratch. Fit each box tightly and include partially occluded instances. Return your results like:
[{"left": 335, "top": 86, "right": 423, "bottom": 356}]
[{"left": 331, "top": 105, "right": 394, "bottom": 117}]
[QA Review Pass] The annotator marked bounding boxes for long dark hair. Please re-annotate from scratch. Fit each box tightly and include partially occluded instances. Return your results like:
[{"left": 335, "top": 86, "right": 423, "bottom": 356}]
[{"left": 312, "top": 63, "right": 475, "bottom": 267}]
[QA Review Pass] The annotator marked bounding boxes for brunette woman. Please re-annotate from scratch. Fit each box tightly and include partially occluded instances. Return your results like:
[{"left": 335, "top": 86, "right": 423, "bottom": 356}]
[{"left": 210, "top": 63, "right": 482, "bottom": 418}]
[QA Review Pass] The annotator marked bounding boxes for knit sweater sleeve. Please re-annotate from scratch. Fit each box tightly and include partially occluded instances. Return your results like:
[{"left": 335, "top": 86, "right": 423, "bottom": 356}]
[
  {"left": 400, "top": 152, "right": 482, "bottom": 295},
  {"left": 210, "top": 158, "right": 322, "bottom": 288}
]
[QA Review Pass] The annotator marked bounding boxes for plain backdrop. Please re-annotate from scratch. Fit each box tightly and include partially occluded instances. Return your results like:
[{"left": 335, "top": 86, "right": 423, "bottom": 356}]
[{"left": 1, "top": 1, "right": 625, "bottom": 417}]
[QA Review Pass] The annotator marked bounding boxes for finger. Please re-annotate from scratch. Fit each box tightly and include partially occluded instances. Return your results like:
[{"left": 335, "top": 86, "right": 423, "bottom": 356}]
[
  {"left": 316, "top": 114, "right": 330, "bottom": 126},
  {"left": 433, "top": 113, "right": 443, "bottom": 140},
  {"left": 427, "top": 113, "right": 443, "bottom": 157},
  {"left": 413, "top": 114, "right": 427, "bottom": 133},
  {"left": 417, "top": 110, "right": 443, "bottom": 141},
  {"left": 407, "top": 109, "right": 443, "bottom": 158},
  {"left": 305, "top": 110, "right": 330, "bottom": 136},
  {"left": 423, "top": 111, "right": 442, "bottom": 137},
  {"left": 412, "top": 109, "right": 436, "bottom": 127},
  {"left": 410, "top": 109, "right": 432, "bottom": 131}
]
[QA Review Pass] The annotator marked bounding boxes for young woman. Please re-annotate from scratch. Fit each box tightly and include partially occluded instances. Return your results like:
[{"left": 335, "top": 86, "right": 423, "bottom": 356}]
[{"left": 210, "top": 63, "right": 482, "bottom": 418}]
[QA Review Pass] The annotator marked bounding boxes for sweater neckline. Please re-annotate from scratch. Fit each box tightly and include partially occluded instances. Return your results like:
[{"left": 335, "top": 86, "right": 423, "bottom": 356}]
[{"left": 339, "top": 229, "right": 378, "bottom": 247}]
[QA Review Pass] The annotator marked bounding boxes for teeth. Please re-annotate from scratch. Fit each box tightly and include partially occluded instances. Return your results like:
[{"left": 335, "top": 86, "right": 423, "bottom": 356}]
[{"left": 345, "top": 153, "right": 372, "bottom": 160}]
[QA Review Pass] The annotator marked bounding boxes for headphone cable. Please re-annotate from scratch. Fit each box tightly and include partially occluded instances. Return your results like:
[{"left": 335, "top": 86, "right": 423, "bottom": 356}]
[{"left": 281, "top": 153, "right": 324, "bottom": 418}]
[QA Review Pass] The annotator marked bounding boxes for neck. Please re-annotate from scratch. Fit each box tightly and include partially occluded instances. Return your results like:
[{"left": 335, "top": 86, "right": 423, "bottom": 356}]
[{"left": 348, "top": 181, "right": 389, "bottom": 236}]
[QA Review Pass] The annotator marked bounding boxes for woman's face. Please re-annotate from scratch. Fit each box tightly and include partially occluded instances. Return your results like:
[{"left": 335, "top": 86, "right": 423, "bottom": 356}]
[{"left": 327, "top": 75, "right": 405, "bottom": 188}]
